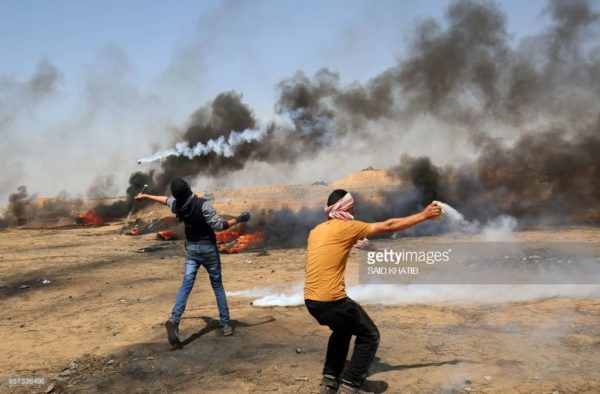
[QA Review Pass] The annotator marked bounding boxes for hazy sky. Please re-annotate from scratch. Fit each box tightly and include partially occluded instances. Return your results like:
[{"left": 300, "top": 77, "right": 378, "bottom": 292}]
[{"left": 0, "top": 1, "right": 553, "bottom": 201}]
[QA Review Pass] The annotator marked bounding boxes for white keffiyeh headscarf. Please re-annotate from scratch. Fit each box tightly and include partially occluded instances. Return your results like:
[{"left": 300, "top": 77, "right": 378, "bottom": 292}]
[{"left": 324, "top": 192, "right": 355, "bottom": 220}]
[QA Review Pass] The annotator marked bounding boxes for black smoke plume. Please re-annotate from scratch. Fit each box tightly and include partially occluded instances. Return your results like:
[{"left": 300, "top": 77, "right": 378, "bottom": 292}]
[
  {"left": 7, "top": 186, "right": 35, "bottom": 226},
  {"left": 95, "top": 0, "right": 599, "bottom": 230},
  {"left": 0, "top": 186, "right": 84, "bottom": 227},
  {"left": 91, "top": 171, "right": 155, "bottom": 221},
  {"left": 386, "top": 122, "right": 599, "bottom": 225}
]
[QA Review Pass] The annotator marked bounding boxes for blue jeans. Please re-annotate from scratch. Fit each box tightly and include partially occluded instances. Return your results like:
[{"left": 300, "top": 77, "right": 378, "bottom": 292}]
[{"left": 170, "top": 242, "right": 230, "bottom": 327}]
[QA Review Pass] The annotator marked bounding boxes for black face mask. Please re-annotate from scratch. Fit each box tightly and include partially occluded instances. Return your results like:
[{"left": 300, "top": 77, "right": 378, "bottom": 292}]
[{"left": 171, "top": 178, "right": 192, "bottom": 201}]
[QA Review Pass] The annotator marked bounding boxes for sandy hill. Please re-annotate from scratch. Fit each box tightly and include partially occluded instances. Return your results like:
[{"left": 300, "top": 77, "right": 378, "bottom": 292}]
[
  {"left": 136, "top": 168, "right": 399, "bottom": 217},
  {"left": 0, "top": 169, "right": 400, "bottom": 221},
  {"left": 201, "top": 168, "right": 398, "bottom": 215}
]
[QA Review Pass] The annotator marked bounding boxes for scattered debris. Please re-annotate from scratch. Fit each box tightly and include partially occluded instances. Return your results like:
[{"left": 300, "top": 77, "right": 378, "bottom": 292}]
[
  {"left": 68, "top": 361, "right": 78, "bottom": 370},
  {"left": 42, "top": 279, "right": 51, "bottom": 285},
  {"left": 483, "top": 376, "right": 492, "bottom": 381},
  {"left": 125, "top": 217, "right": 178, "bottom": 236},
  {"left": 311, "top": 181, "right": 328, "bottom": 186},
  {"left": 295, "top": 348, "right": 302, "bottom": 354},
  {"left": 256, "top": 248, "right": 270, "bottom": 256},
  {"left": 19, "top": 284, "right": 31, "bottom": 290},
  {"left": 137, "top": 245, "right": 170, "bottom": 253},
  {"left": 59, "top": 369, "right": 73, "bottom": 377},
  {"left": 107, "top": 359, "right": 116, "bottom": 365},
  {"left": 426, "top": 342, "right": 445, "bottom": 355},
  {"left": 44, "top": 382, "right": 55, "bottom": 393},
  {"left": 292, "top": 376, "right": 308, "bottom": 382}
]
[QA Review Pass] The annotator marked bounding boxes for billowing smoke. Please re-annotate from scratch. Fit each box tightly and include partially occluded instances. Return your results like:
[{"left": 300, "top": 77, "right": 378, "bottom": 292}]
[
  {"left": 91, "top": 171, "right": 155, "bottom": 221},
  {"left": 229, "top": 283, "right": 600, "bottom": 307},
  {"left": 83, "top": 0, "right": 599, "bottom": 230},
  {"left": 7, "top": 186, "right": 35, "bottom": 225},
  {"left": 0, "top": 186, "right": 83, "bottom": 227},
  {"left": 0, "top": 60, "right": 63, "bottom": 198},
  {"left": 145, "top": 85, "right": 341, "bottom": 193},
  {"left": 388, "top": 123, "right": 600, "bottom": 225},
  {"left": 86, "top": 175, "right": 119, "bottom": 200}
]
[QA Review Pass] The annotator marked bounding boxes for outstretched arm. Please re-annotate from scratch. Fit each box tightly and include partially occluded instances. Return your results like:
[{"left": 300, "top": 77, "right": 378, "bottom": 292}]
[
  {"left": 367, "top": 202, "right": 441, "bottom": 237},
  {"left": 202, "top": 201, "right": 251, "bottom": 231},
  {"left": 134, "top": 193, "right": 168, "bottom": 206}
]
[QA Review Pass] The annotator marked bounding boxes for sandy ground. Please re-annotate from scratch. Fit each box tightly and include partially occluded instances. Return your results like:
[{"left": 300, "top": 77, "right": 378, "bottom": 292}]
[{"left": 1, "top": 224, "right": 599, "bottom": 393}]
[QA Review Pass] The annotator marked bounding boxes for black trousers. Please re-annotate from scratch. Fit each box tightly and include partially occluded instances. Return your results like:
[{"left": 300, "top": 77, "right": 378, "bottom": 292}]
[{"left": 306, "top": 298, "right": 380, "bottom": 387}]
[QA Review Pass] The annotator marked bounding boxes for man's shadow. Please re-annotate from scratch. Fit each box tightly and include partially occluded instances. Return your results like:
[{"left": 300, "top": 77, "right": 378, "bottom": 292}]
[
  {"left": 176, "top": 316, "right": 276, "bottom": 348},
  {"left": 360, "top": 356, "right": 477, "bottom": 393},
  {"left": 369, "top": 355, "right": 476, "bottom": 373}
]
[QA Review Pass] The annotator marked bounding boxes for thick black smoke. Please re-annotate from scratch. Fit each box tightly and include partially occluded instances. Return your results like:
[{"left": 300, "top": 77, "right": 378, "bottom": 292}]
[
  {"left": 91, "top": 171, "right": 155, "bottom": 221},
  {"left": 0, "top": 186, "right": 84, "bottom": 227},
  {"left": 7, "top": 186, "right": 34, "bottom": 226},
  {"left": 388, "top": 125, "right": 599, "bottom": 225},
  {"left": 249, "top": 120, "right": 599, "bottom": 248},
  {"left": 93, "top": 0, "right": 599, "bottom": 229}
]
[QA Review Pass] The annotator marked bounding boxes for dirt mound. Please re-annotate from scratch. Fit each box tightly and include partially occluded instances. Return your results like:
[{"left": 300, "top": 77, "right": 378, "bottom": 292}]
[{"left": 332, "top": 168, "right": 398, "bottom": 189}]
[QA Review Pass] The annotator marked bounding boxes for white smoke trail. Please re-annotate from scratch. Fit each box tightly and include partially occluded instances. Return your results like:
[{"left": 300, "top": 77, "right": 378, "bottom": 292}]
[
  {"left": 435, "top": 201, "right": 517, "bottom": 240},
  {"left": 228, "top": 283, "right": 304, "bottom": 306},
  {"left": 137, "top": 128, "right": 266, "bottom": 164},
  {"left": 228, "top": 283, "right": 600, "bottom": 307}
]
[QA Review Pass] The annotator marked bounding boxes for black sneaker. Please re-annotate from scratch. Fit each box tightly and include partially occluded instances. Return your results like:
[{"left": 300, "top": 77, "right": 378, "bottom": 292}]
[
  {"left": 320, "top": 374, "right": 338, "bottom": 394},
  {"left": 165, "top": 319, "right": 180, "bottom": 346},
  {"left": 337, "top": 382, "right": 374, "bottom": 394}
]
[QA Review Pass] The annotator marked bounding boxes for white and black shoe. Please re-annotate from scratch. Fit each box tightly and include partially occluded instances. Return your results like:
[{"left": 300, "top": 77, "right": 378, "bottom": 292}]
[
  {"left": 320, "top": 374, "right": 338, "bottom": 394},
  {"left": 337, "top": 382, "right": 374, "bottom": 394}
]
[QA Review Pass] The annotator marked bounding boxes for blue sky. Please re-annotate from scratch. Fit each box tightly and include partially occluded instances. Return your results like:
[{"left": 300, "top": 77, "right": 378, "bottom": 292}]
[
  {"left": 0, "top": 0, "right": 548, "bottom": 116},
  {"left": 0, "top": 0, "right": 554, "bottom": 200}
]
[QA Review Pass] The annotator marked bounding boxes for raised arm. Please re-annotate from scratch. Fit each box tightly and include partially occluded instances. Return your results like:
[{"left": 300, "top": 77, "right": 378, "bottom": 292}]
[
  {"left": 202, "top": 201, "right": 251, "bottom": 231},
  {"left": 367, "top": 202, "right": 441, "bottom": 237},
  {"left": 134, "top": 193, "right": 168, "bottom": 205}
]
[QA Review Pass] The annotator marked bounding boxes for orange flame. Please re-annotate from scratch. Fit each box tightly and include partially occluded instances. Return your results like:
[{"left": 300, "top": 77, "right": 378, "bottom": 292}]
[
  {"left": 218, "top": 230, "right": 265, "bottom": 253},
  {"left": 76, "top": 210, "right": 105, "bottom": 226},
  {"left": 157, "top": 229, "right": 178, "bottom": 241},
  {"left": 215, "top": 227, "right": 242, "bottom": 244}
]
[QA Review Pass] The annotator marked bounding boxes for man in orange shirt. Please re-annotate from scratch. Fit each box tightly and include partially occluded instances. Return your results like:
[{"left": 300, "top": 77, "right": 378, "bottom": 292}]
[{"left": 305, "top": 189, "right": 441, "bottom": 394}]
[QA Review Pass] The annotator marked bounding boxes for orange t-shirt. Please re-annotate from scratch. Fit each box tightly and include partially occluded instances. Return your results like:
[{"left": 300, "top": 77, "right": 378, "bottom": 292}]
[{"left": 304, "top": 219, "right": 371, "bottom": 301}]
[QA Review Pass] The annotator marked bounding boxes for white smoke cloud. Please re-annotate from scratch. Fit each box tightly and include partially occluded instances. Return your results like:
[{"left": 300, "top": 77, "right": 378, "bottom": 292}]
[
  {"left": 481, "top": 215, "right": 518, "bottom": 241},
  {"left": 137, "top": 127, "right": 266, "bottom": 164},
  {"left": 434, "top": 201, "right": 518, "bottom": 239},
  {"left": 229, "top": 283, "right": 600, "bottom": 307}
]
